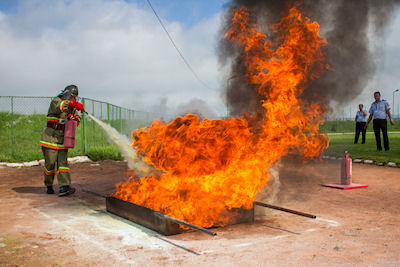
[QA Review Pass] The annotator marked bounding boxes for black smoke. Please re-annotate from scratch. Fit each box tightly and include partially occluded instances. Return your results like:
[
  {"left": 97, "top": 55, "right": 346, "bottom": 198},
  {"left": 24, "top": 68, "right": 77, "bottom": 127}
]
[{"left": 219, "top": 0, "right": 400, "bottom": 116}]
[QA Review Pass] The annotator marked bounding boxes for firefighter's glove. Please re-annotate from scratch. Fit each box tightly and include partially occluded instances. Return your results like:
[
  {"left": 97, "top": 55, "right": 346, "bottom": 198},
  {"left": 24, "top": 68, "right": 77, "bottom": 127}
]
[
  {"left": 67, "top": 114, "right": 79, "bottom": 122},
  {"left": 68, "top": 100, "right": 85, "bottom": 112}
]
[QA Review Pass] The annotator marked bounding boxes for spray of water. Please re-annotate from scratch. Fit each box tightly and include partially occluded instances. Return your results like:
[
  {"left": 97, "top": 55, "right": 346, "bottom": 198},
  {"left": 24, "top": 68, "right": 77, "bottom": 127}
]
[{"left": 86, "top": 113, "right": 158, "bottom": 177}]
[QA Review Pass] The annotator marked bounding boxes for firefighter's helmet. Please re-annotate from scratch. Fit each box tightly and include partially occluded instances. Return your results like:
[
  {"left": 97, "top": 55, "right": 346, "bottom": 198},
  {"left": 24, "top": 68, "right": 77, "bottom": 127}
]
[{"left": 61, "top": 85, "right": 79, "bottom": 100}]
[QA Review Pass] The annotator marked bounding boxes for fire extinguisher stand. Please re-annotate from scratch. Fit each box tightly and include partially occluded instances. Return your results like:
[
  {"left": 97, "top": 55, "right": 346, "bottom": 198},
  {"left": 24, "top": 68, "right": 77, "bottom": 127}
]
[{"left": 322, "top": 151, "right": 369, "bottom": 190}]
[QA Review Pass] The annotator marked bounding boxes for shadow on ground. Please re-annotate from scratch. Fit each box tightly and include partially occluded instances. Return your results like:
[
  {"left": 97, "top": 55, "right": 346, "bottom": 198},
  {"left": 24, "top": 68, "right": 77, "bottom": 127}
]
[{"left": 12, "top": 186, "right": 50, "bottom": 194}]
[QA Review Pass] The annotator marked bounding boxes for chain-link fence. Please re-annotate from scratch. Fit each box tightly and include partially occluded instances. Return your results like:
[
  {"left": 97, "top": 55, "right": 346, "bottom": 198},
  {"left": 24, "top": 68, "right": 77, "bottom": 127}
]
[{"left": 0, "top": 96, "right": 169, "bottom": 162}]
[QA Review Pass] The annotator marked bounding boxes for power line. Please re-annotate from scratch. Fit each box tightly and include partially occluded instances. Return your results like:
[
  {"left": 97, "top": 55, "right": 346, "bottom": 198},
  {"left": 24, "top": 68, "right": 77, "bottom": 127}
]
[{"left": 146, "top": 0, "right": 213, "bottom": 90}]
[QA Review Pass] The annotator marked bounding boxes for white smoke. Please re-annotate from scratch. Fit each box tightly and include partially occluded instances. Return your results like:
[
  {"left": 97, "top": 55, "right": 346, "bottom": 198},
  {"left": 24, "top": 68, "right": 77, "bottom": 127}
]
[{"left": 87, "top": 113, "right": 158, "bottom": 177}]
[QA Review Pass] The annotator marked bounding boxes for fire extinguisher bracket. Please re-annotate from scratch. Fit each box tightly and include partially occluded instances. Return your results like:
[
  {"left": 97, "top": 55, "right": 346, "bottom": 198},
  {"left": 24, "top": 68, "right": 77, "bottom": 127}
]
[
  {"left": 322, "top": 183, "right": 369, "bottom": 190},
  {"left": 322, "top": 151, "right": 368, "bottom": 190}
]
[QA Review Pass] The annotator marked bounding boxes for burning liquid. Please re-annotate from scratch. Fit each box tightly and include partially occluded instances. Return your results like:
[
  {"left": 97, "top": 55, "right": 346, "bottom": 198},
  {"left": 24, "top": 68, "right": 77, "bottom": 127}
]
[
  {"left": 87, "top": 113, "right": 156, "bottom": 177},
  {"left": 112, "top": 5, "right": 329, "bottom": 227}
]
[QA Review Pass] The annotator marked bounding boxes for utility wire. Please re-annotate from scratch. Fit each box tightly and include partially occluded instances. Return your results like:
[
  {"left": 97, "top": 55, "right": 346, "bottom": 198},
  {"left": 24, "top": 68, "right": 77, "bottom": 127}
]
[{"left": 146, "top": 0, "right": 213, "bottom": 90}]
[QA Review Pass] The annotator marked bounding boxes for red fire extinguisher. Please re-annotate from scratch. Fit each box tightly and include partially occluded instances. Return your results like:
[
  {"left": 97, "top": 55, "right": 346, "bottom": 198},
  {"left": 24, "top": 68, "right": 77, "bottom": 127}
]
[
  {"left": 64, "top": 118, "right": 77, "bottom": 149},
  {"left": 340, "top": 151, "right": 352, "bottom": 185}
]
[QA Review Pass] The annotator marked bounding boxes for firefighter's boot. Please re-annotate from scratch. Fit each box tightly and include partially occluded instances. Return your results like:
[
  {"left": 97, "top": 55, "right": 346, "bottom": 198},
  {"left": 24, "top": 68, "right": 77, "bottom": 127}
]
[
  {"left": 59, "top": 185, "right": 75, "bottom": 197},
  {"left": 46, "top": 186, "right": 55, "bottom": 194}
]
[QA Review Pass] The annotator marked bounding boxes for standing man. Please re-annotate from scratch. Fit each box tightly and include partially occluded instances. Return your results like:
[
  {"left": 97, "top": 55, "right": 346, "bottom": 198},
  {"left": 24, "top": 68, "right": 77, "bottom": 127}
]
[
  {"left": 39, "top": 85, "right": 85, "bottom": 196},
  {"left": 365, "top": 91, "right": 395, "bottom": 151},
  {"left": 354, "top": 104, "right": 367, "bottom": 144}
]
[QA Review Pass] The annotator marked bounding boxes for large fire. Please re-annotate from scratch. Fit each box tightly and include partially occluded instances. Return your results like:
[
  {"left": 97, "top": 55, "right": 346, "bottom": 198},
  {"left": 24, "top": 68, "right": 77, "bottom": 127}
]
[{"left": 112, "top": 5, "right": 329, "bottom": 227}]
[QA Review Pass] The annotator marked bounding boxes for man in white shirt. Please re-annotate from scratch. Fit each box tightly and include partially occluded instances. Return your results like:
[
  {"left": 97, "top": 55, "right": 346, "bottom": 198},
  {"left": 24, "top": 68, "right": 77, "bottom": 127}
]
[
  {"left": 365, "top": 91, "right": 395, "bottom": 151},
  {"left": 354, "top": 104, "right": 367, "bottom": 144}
]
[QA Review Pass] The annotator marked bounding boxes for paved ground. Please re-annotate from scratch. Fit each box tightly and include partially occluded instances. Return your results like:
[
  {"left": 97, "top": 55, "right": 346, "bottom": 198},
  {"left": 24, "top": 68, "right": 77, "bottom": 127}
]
[{"left": 0, "top": 159, "right": 399, "bottom": 266}]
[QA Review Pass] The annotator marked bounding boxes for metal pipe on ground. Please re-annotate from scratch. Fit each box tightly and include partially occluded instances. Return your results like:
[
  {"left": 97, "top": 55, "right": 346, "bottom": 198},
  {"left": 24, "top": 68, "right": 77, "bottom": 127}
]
[
  {"left": 254, "top": 201, "right": 317, "bottom": 219},
  {"left": 155, "top": 212, "right": 217, "bottom": 236}
]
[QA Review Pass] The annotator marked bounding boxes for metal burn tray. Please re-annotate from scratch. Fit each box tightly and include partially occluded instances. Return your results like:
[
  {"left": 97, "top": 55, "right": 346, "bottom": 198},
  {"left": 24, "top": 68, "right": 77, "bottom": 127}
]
[
  {"left": 84, "top": 189, "right": 315, "bottom": 236},
  {"left": 106, "top": 196, "right": 254, "bottom": 236},
  {"left": 106, "top": 196, "right": 183, "bottom": 235}
]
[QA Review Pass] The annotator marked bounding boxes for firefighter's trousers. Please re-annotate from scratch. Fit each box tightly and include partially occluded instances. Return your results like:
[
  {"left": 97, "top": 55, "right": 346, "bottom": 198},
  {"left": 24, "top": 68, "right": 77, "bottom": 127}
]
[{"left": 42, "top": 147, "right": 71, "bottom": 186}]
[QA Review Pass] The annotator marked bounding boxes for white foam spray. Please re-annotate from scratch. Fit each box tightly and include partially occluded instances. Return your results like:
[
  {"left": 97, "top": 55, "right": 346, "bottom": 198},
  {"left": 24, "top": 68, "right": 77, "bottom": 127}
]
[{"left": 86, "top": 113, "right": 157, "bottom": 177}]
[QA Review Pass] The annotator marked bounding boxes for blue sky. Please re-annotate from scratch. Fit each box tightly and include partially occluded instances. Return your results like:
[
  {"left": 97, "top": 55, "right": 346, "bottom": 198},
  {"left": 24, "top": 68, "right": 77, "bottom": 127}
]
[
  {"left": 0, "top": 0, "right": 16, "bottom": 12},
  {"left": 135, "top": 0, "right": 229, "bottom": 27},
  {"left": 0, "top": 0, "right": 229, "bottom": 27}
]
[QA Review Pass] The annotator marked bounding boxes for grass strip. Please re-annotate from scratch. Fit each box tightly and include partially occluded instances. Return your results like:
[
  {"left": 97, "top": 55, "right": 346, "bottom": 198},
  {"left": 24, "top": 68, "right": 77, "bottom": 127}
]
[{"left": 324, "top": 133, "right": 400, "bottom": 164}]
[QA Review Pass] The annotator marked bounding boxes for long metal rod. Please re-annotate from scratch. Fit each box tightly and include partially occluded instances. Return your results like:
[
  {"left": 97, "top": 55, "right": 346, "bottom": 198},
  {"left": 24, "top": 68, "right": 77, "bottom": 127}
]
[
  {"left": 155, "top": 212, "right": 217, "bottom": 236},
  {"left": 155, "top": 236, "right": 200, "bottom": 255},
  {"left": 254, "top": 201, "right": 316, "bottom": 219}
]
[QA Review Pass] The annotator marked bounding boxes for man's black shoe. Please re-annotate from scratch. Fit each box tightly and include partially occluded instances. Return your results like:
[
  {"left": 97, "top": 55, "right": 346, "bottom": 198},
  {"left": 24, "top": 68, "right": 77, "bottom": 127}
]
[
  {"left": 59, "top": 185, "right": 76, "bottom": 197},
  {"left": 46, "top": 186, "right": 55, "bottom": 194}
]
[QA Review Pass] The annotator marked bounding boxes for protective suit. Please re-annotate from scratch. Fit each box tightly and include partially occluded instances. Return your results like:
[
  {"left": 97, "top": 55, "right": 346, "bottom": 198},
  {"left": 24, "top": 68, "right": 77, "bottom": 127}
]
[{"left": 39, "top": 85, "right": 84, "bottom": 196}]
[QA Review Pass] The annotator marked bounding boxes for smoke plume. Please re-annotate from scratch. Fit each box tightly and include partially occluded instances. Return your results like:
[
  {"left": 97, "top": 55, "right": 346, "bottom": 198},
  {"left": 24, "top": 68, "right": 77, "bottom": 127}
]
[
  {"left": 175, "top": 98, "right": 218, "bottom": 119},
  {"left": 219, "top": 0, "right": 400, "bottom": 115}
]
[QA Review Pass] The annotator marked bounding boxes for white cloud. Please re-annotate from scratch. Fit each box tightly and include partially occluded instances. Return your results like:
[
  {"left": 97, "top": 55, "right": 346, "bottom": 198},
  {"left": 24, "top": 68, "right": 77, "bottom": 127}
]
[{"left": 0, "top": 0, "right": 225, "bottom": 115}]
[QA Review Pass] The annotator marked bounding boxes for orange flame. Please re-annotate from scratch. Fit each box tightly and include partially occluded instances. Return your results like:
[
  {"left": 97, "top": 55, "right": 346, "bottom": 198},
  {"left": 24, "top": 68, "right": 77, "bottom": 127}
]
[{"left": 112, "top": 5, "right": 329, "bottom": 227}]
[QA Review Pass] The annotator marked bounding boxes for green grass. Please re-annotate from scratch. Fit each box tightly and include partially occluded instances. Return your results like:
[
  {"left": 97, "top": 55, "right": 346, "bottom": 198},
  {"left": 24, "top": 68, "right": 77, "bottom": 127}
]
[
  {"left": 0, "top": 112, "right": 146, "bottom": 162},
  {"left": 320, "top": 120, "right": 400, "bottom": 133},
  {"left": 0, "top": 113, "right": 46, "bottom": 161},
  {"left": 1, "top": 112, "right": 399, "bottom": 164},
  {"left": 86, "top": 146, "right": 123, "bottom": 161},
  {"left": 324, "top": 133, "right": 400, "bottom": 164}
]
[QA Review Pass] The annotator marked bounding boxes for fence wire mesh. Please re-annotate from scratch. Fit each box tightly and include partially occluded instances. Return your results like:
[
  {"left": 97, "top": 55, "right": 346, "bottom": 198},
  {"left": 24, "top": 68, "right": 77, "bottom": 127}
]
[{"left": 0, "top": 96, "right": 167, "bottom": 162}]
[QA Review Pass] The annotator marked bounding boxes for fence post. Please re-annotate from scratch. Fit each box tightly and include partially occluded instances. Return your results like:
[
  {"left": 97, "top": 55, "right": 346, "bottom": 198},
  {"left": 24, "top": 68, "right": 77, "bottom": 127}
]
[
  {"left": 107, "top": 103, "right": 110, "bottom": 124},
  {"left": 100, "top": 102, "right": 103, "bottom": 120},
  {"left": 120, "top": 107, "right": 122, "bottom": 133},
  {"left": 124, "top": 108, "right": 127, "bottom": 134},
  {"left": 11, "top": 96, "right": 15, "bottom": 158},
  {"left": 92, "top": 100, "right": 96, "bottom": 147},
  {"left": 82, "top": 97, "right": 87, "bottom": 154}
]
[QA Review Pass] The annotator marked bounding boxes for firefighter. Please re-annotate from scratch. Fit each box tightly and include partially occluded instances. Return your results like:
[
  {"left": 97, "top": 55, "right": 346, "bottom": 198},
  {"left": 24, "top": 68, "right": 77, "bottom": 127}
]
[
  {"left": 365, "top": 91, "right": 395, "bottom": 151},
  {"left": 39, "top": 85, "right": 84, "bottom": 196}
]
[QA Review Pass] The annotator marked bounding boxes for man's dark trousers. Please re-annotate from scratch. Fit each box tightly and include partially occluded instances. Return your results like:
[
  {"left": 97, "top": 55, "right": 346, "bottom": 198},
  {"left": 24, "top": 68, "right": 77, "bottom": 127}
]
[
  {"left": 354, "top": 122, "right": 366, "bottom": 144},
  {"left": 373, "top": 119, "right": 389, "bottom": 151}
]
